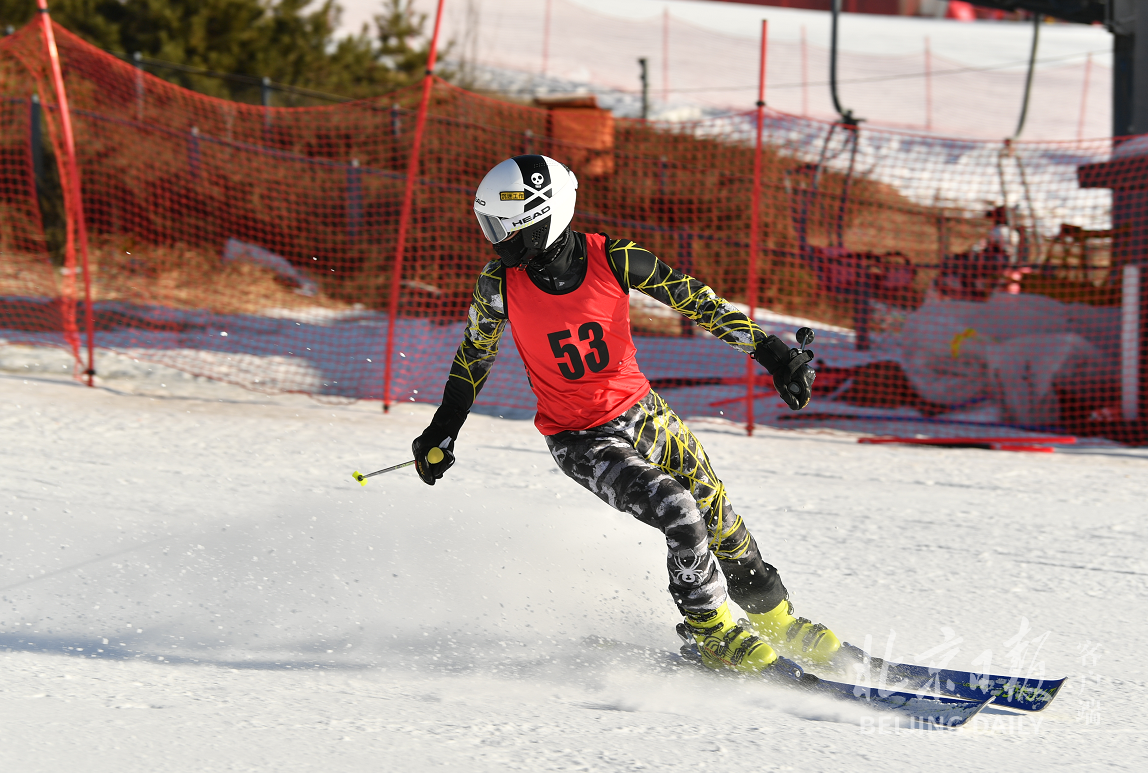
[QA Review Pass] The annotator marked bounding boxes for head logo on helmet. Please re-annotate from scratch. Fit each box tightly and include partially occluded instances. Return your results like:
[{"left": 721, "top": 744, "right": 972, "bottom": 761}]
[
  {"left": 472, "top": 155, "right": 579, "bottom": 267},
  {"left": 511, "top": 205, "right": 550, "bottom": 230}
]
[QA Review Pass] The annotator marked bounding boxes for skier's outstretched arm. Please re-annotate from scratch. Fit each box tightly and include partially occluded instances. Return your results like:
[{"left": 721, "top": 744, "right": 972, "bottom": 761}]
[
  {"left": 412, "top": 261, "right": 508, "bottom": 484},
  {"left": 607, "top": 238, "right": 763, "bottom": 353},
  {"left": 606, "top": 238, "right": 815, "bottom": 410}
]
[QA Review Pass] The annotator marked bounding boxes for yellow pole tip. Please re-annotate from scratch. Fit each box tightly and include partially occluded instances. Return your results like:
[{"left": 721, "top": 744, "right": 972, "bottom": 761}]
[
  {"left": 352, "top": 471, "right": 367, "bottom": 486},
  {"left": 427, "top": 447, "right": 444, "bottom": 464}
]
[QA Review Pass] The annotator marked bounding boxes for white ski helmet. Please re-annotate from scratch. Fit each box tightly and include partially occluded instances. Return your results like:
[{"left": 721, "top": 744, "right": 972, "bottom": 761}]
[{"left": 473, "top": 155, "right": 578, "bottom": 262}]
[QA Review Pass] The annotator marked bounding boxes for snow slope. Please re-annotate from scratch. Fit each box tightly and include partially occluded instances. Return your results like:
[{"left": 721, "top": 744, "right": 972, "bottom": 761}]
[
  {"left": 1, "top": 347, "right": 1146, "bottom": 771},
  {"left": 340, "top": 0, "right": 1111, "bottom": 64},
  {"left": 338, "top": 0, "right": 1113, "bottom": 138}
]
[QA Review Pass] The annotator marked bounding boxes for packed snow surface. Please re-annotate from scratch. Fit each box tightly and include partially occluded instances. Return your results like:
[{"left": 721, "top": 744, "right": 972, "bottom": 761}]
[{"left": 1, "top": 347, "right": 1146, "bottom": 771}]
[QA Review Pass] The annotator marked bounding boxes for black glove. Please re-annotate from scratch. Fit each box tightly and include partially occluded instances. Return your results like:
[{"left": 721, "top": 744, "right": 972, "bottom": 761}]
[
  {"left": 412, "top": 422, "right": 457, "bottom": 486},
  {"left": 752, "top": 335, "right": 816, "bottom": 411}
]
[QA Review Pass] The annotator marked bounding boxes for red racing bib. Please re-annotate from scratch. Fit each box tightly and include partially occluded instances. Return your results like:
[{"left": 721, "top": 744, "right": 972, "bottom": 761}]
[{"left": 506, "top": 233, "right": 650, "bottom": 434}]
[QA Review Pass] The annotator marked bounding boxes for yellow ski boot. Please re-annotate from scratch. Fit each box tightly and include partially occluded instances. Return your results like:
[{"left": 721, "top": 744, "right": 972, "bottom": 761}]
[
  {"left": 744, "top": 599, "right": 841, "bottom": 666},
  {"left": 682, "top": 601, "right": 778, "bottom": 674}
]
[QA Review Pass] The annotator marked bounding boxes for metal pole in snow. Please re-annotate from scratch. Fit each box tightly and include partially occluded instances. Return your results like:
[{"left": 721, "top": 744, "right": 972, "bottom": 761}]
[
  {"left": 1121, "top": 264, "right": 1140, "bottom": 422},
  {"left": 382, "top": 0, "right": 446, "bottom": 412},
  {"left": 29, "top": 93, "right": 43, "bottom": 197},
  {"left": 261, "top": 76, "right": 272, "bottom": 139},
  {"left": 639, "top": 57, "right": 649, "bottom": 120},
  {"left": 746, "top": 19, "right": 766, "bottom": 437},
  {"left": 132, "top": 51, "right": 143, "bottom": 123}
]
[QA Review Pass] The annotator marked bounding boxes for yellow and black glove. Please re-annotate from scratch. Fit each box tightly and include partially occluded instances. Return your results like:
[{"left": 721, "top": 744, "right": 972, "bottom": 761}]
[{"left": 412, "top": 423, "right": 456, "bottom": 486}]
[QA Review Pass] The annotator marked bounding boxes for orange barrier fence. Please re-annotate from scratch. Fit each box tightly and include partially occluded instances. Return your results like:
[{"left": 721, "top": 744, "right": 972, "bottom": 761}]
[{"left": 2, "top": 20, "right": 1147, "bottom": 443}]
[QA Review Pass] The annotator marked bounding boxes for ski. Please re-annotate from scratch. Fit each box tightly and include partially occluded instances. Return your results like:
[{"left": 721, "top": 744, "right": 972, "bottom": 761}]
[
  {"left": 585, "top": 636, "right": 993, "bottom": 728},
  {"left": 797, "top": 672, "right": 993, "bottom": 729},
  {"left": 831, "top": 643, "right": 1067, "bottom": 713}
]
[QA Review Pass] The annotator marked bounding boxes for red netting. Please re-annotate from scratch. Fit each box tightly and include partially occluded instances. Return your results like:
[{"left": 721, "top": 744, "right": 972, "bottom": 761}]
[{"left": 2, "top": 21, "right": 1147, "bottom": 442}]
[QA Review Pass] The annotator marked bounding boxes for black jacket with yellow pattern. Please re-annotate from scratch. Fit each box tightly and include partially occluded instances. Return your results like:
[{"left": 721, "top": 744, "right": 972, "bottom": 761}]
[{"left": 427, "top": 232, "right": 767, "bottom": 439}]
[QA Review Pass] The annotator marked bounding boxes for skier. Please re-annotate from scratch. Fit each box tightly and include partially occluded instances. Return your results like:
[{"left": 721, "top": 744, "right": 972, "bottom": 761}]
[{"left": 411, "top": 155, "right": 839, "bottom": 674}]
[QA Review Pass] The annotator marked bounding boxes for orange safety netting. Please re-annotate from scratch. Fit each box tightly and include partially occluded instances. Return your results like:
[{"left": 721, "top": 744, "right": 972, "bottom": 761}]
[{"left": 2, "top": 21, "right": 1147, "bottom": 443}]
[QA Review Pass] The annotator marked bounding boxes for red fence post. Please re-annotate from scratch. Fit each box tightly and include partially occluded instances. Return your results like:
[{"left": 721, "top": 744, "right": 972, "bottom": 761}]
[
  {"left": 36, "top": 2, "right": 95, "bottom": 385},
  {"left": 382, "top": 0, "right": 447, "bottom": 412},
  {"left": 745, "top": 19, "right": 767, "bottom": 437}
]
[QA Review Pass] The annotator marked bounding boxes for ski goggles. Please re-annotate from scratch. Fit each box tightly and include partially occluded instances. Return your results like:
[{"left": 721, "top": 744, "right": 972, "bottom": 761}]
[{"left": 474, "top": 212, "right": 516, "bottom": 244}]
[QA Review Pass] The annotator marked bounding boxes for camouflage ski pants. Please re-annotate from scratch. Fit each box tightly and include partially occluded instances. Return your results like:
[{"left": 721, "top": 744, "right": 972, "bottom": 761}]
[{"left": 546, "top": 390, "right": 788, "bottom": 617}]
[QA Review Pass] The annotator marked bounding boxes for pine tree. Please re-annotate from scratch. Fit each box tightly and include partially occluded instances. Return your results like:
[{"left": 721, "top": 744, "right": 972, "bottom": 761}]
[{"left": 0, "top": 0, "right": 438, "bottom": 103}]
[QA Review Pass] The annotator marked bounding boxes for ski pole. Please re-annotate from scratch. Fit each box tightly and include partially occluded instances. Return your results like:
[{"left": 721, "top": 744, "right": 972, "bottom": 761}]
[
  {"left": 785, "top": 327, "right": 816, "bottom": 397},
  {"left": 796, "top": 326, "right": 815, "bottom": 352},
  {"left": 352, "top": 447, "right": 443, "bottom": 486}
]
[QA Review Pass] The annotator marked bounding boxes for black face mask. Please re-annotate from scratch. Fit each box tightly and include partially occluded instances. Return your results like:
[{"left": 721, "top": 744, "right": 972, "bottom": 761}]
[
  {"left": 526, "top": 228, "right": 574, "bottom": 278},
  {"left": 492, "top": 232, "right": 531, "bottom": 267},
  {"left": 493, "top": 221, "right": 570, "bottom": 270}
]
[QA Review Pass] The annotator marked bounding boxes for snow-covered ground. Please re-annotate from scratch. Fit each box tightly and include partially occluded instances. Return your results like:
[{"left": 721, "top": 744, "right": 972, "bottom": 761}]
[
  {"left": 2, "top": 346, "right": 1146, "bottom": 771},
  {"left": 337, "top": 0, "right": 1114, "bottom": 139}
]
